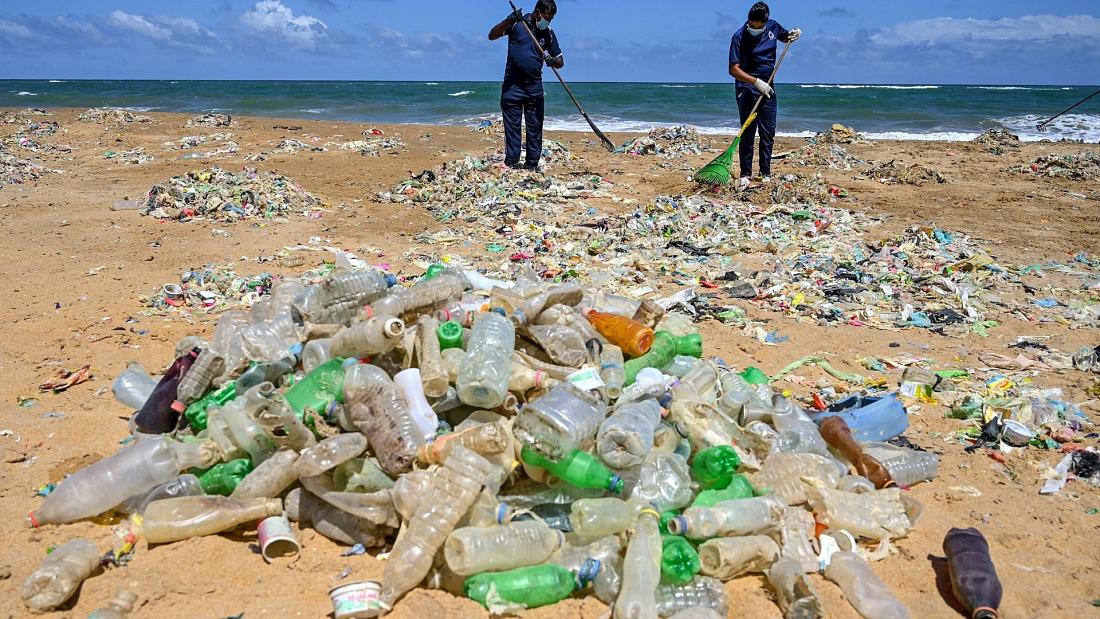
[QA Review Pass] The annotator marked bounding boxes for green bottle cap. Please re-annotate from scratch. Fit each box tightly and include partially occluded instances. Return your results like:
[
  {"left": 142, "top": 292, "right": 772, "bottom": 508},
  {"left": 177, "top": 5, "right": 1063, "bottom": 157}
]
[
  {"left": 437, "top": 320, "right": 463, "bottom": 350},
  {"left": 424, "top": 263, "right": 446, "bottom": 280}
]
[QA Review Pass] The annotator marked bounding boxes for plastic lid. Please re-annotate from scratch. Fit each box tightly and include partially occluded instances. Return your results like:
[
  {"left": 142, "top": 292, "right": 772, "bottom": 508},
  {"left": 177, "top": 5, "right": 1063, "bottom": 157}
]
[
  {"left": 489, "top": 307, "right": 506, "bottom": 317},
  {"left": 170, "top": 400, "right": 186, "bottom": 413},
  {"left": 576, "top": 558, "right": 602, "bottom": 587},
  {"left": 383, "top": 274, "right": 398, "bottom": 287},
  {"left": 608, "top": 475, "right": 624, "bottom": 494}
]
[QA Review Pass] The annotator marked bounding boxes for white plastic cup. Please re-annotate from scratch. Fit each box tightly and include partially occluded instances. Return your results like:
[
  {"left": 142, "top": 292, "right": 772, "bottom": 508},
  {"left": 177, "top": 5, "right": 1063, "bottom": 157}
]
[
  {"left": 257, "top": 514, "right": 300, "bottom": 563},
  {"left": 330, "top": 580, "right": 382, "bottom": 619}
]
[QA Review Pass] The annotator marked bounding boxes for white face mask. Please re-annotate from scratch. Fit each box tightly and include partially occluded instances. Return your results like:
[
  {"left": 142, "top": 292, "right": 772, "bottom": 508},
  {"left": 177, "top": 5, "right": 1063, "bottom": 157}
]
[{"left": 746, "top": 26, "right": 765, "bottom": 36}]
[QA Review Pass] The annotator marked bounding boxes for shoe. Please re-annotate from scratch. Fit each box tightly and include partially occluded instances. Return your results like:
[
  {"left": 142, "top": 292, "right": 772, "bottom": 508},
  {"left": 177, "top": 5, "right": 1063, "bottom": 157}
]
[
  {"left": 761, "top": 175, "right": 772, "bottom": 183},
  {"left": 523, "top": 163, "right": 540, "bottom": 172},
  {"left": 737, "top": 177, "right": 750, "bottom": 190}
]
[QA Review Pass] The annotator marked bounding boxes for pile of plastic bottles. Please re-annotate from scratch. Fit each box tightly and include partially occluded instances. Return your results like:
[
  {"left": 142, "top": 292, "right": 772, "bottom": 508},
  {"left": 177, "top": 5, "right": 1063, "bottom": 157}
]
[{"left": 24, "top": 265, "right": 982, "bottom": 618}]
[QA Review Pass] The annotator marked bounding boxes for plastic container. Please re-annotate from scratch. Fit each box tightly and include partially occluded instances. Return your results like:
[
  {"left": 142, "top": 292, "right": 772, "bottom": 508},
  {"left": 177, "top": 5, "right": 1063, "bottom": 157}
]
[
  {"left": 667, "top": 496, "right": 785, "bottom": 539},
  {"left": 344, "top": 363, "right": 426, "bottom": 475},
  {"left": 771, "top": 395, "right": 830, "bottom": 456},
  {"left": 624, "top": 332, "right": 702, "bottom": 385},
  {"left": 330, "top": 315, "right": 404, "bottom": 359},
  {"left": 330, "top": 581, "right": 382, "bottom": 619},
  {"left": 690, "top": 445, "right": 741, "bottom": 490},
  {"left": 661, "top": 535, "right": 701, "bottom": 585},
  {"left": 197, "top": 459, "right": 253, "bottom": 495},
  {"left": 393, "top": 368, "right": 440, "bottom": 440},
  {"left": 176, "top": 348, "right": 225, "bottom": 406},
  {"left": 630, "top": 451, "right": 695, "bottom": 512},
  {"left": 690, "top": 474, "right": 755, "bottom": 508},
  {"left": 444, "top": 520, "right": 564, "bottom": 576},
  {"left": 237, "top": 351, "right": 298, "bottom": 392},
  {"left": 662, "top": 355, "right": 699, "bottom": 377},
  {"left": 116, "top": 473, "right": 204, "bottom": 516},
  {"left": 465, "top": 564, "right": 578, "bottom": 611},
  {"left": 750, "top": 452, "right": 841, "bottom": 505},
  {"left": 778, "top": 505, "right": 820, "bottom": 573},
  {"left": 413, "top": 316, "right": 449, "bottom": 398},
  {"left": 862, "top": 442, "right": 940, "bottom": 487},
  {"left": 286, "top": 488, "right": 387, "bottom": 548},
  {"left": 570, "top": 497, "right": 644, "bottom": 538},
  {"left": 767, "top": 557, "right": 823, "bottom": 618},
  {"left": 654, "top": 576, "right": 729, "bottom": 618},
  {"left": 806, "top": 486, "right": 921, "bottom": 540},
  {"left": 295, "top": 433, "right": 368, "bottom": 478},
  {"left": 824, "top": 551, "right": 911, "bottom": 619},
  {"left": 113, "top": 362, "right": 158, "bottom": 410},
  {"left": 232, "top": 450, "right": 301, "bottom": 499},
  {"left": 514, "top": 382, "right": 606, "bottom": 460},
  {"left": 598, "top": 343, "right": 626, "bottom": 400},
  {"left": 379, "top": 446, "right": 495, "bottom": 610},
  {"left": 521, "top": 446, "right": 624, "bottom": 494},
  {"left": 31, "top": 436, "right": 204, "bottom": 525},
  {"left": 698, "top": 535, "right": 780, "bottom": 580},
  {"left": 258, "top": 514, "right": 300, "bottom": 563},
  {"left": 134, "top": 349, "right": 197, "bottom": 434},
  {"left": 142, "top": 496, "right": 282, "bottom": 544},
  {"left": 88, "top": 589, "right": 139, "bottom": 619},
  {"left": 285, "top": 357, "right": 347, "bottom": 418},
  {"left": 597, "top": 399, "right": 662, "bottom": 469},
  {"left": 816, "top": 393, "right": 909, "bottom": 442},
  {"left": 240, "top": 312, "right": 302, "bottom": 363},
  {"left": 333, "top": 457, "right": 395, "bottom": 494},
  {"left": 20, "top": 539, "right": 101, "bottom": 612},
  {"left": 943, "top": 528, "right": 1002, "bottom": 619},
  {"left": 457, "top": 311, "right": 515, "bottom": 409},
  {"left": 615, "top": 510, "right": 662, "bottom": 619},
  {"left": 588, "top": 310, "right": 654, "bottom": 358},
  {"left": 818, "top": 416, "right": 894, "bottom": 489},
  {"left": 302, "top": 338, "right": 334, "bottom": 374}
]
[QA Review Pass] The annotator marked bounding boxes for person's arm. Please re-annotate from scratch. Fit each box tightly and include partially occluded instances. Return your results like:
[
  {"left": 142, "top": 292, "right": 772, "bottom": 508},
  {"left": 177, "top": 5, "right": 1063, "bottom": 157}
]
[
  {"left": 489, "top": 10, "right": 521, "bottom": 41},
  {"left": 777, "top": 22, "right": 802, "bottom": 43},
  {"left": 544, "top": 31, "right": 564, "bottom": 69},
  {"left": 728, "top": 63, "right": 756, "bottom": 84}
]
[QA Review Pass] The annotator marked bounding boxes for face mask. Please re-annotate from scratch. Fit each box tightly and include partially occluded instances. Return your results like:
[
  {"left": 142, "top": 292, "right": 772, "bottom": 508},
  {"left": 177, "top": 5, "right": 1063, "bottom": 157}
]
[
  {"left": 536, "top": 18, "right": 551, "bottom": 30},
  {"left": 746, "top": 26, "right": 765, "bottom": 36}
]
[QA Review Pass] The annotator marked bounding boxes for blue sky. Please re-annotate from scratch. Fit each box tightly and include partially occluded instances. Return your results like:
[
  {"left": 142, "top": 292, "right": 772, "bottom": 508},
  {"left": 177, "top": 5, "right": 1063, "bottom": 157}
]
[{"left": 1, "top": 0, "right": 1098, "bottom": 84}]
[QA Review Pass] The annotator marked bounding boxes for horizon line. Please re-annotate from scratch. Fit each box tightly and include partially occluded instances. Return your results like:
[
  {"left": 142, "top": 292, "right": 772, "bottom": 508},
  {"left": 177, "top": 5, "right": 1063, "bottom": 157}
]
[{"left": 1, "top": 79, "right": 1098, "bottom": 88}]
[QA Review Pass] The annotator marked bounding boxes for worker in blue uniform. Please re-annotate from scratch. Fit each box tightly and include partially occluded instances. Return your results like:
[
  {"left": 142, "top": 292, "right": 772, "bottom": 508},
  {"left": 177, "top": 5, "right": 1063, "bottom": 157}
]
[
  {"left": 728, "top": 2, "right": 801, "bottom": 186},
  {"left": 489, "top": 0, "right": 564, "bottom": 171}
]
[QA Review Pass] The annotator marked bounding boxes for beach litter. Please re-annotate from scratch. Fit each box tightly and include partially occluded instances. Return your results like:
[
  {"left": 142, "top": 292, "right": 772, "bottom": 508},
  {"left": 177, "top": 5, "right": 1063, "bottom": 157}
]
[
  {"left": 863, "top": 160, "right": 951, "bottom": 185},
  {"left": 815, "top": 123, "right": 867, "bottom": 144},
  {"left": 27, "top": 261, "right": 940, "bottom": 618},
  {"left": 324, "top": 138, "right": 407, "bottom": 157},
  {"left": 1, "top": 146, "right": 62, "bottom": 184},
  {"left": 137, "top": 166, "right": 324, "bottom": 223},
  {"left": 972, "top": 129, "right": 1020, "bottom": 155},
  {"left": 105, "top": 147, "right": 154, "bottom": 165},
  {"left": 187, "top": 113, "right": 234, "bottom": 128},
  {"left": 1012, "top": 150, "right": 1100, "bottom": 180},
  {"left": 274, "top": 139, "right": 326, "bottom": 154},
  {"left": 77, "top": 108, "right": 152, "bottom": 124},
  {"left": 615, "top": 125, "right": 706, "bottom": 158}
]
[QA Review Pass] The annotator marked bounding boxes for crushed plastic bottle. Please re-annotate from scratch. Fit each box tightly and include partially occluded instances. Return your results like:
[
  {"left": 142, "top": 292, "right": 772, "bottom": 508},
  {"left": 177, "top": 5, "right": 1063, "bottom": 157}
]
[
  {"left": 597, "top": 399, "right": 662, "bottom": 469},
  {"left": 444, "top": 520, "right": 564, "bottom": 576},
  {"left": 615, "top": 510, "right": 661, "bottom": 619},
  {"left": 698, "top": 535, "right": 780, "bottom": 580},
  {"left": 514, "top": 382, "right": 606, "bottom": 460},
  {"left": 457, "top": 310, "right": 515, "bottom": 409},
  {"left": 20, "top": 539, "right": 101, "bottom": 612},
  {"left": 88, "top": 589, "right": 139, "bottom": 619},
  {"left": 654, "top": 576, "right": 729, "bottom": 618},
  {"left": 823, "top": 551, "right": 911, "bottom": 619},
  {"left": 142, "top": 496, "right": 282, "bottom": 544}
]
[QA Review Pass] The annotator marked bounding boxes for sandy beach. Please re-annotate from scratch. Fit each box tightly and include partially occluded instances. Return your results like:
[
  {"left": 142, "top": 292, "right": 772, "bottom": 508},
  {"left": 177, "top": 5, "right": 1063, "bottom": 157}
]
[{"left": 1, "top": 108, "right": 1098, "bottom": 618}]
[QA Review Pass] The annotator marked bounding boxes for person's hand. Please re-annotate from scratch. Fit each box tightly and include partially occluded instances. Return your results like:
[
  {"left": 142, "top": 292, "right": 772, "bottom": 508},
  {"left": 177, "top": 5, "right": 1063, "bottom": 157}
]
[
  {"left": 754, "top": 78, "right": 774, "bottom": 98},
  {"left": 787, "top": 28, "right": 802, "bottom": 42},
  {"left": 506, "top": 9, "right": 523, "bottom": 25},
  {"left": 543, "top": 51, "right": 555, "bottom": 64}
]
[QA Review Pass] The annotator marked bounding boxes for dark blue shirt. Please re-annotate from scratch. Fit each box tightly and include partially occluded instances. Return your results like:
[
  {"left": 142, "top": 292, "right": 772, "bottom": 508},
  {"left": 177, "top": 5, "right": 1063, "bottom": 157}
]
[
  {"left": 729, "top": 19, "right": 789, "bottom": 82},
  {"left": 504, "top": 14, "right": 563, "bottom": 86}
]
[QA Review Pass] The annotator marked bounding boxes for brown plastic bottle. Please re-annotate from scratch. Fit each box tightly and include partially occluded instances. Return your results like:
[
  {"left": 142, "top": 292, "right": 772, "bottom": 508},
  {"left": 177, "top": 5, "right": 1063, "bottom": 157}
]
[
  {"left": 818, "top": 416, "right": 894, "bottom": 489},
  {"left": 586, "top": 310, "right": 655, "bottom": 358}
]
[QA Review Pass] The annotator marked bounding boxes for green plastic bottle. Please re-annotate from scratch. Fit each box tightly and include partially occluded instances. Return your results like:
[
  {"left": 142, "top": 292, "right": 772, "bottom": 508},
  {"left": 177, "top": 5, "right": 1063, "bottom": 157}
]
[
  {"left": 661, "top": 535, "right": 701, "bottom": 585},
  {"left": 284, "top": 358, "right": 347, "bottom": 419},
  {"left": 437, "top": 320, "right": 463, "bottom": 350},
  {"left": 740, "top": 366, "right": 770, "bottom": 386},
  {"left": 624, "top": 331, "right": 703, "bottom": 385},
  {"left": 520, "top": 446, "right": 624, "bottom": 494},
  {"left": 465, "top": 564, "right": 578, "bottom": 610},
  {"left": 423, "top": 263, "right": 447, "bottom": 280},
  {"left": 196, "top": 459, "right": 253, "bottom": 495},
  {"left": 659, "top": 511, "right": 681, "bottom": 535},
  {"left": 691, "top": 474, "right": 756, "bottom": 508},
  {"left": 691, "top": 445, "right": 742, "bottom": 490},
  {"left": 184, "top": 381, "right": 237, "bottom": 432}
]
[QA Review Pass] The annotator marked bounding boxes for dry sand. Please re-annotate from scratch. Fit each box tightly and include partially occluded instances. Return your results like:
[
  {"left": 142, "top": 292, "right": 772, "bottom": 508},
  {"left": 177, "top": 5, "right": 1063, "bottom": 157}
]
[{"left": 0, "top": 109, "right": 1097, "bottom": 618}]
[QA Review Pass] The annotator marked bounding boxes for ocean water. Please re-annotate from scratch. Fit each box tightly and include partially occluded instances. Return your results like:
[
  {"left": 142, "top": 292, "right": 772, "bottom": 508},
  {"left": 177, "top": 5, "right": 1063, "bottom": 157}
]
[{"left": 2, "top": 80, "right": 1098, "bottom": 142}]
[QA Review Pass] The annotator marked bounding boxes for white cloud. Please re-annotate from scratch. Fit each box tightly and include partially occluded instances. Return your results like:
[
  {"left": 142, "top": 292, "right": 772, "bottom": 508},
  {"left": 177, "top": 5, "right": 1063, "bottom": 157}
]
[
  {"left": 108, "top": 10, "right": 173, "bottom": 41},
  {"left": 107, "top": 9, "right": 221, "bottom": 49},
  {"left": 241, "top": 1, "right": 328, "bottom": 50},
  {"left": 0, "top": 19, "right": 33, "bottom": 39},
  {"left": 871, "top": 14, "right": 1100, "bottom": 47}
]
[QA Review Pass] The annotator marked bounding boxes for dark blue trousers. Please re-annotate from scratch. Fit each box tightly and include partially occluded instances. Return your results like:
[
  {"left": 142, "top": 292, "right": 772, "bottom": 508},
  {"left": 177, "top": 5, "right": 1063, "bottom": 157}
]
[
  {"left": 501, "top": 81, "right": 545, "bottom": 168},
  {"left": 735, "top": 86, "right": 778, "bottom": 178}
]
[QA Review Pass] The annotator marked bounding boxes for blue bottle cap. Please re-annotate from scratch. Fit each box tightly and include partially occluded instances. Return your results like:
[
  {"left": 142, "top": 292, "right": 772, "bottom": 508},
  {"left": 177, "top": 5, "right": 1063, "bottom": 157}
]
[
  {"left": 383, "top": 274, "right": 398, "bottom": 287},
  {"left": 490, "top": 307, "right": 507, "bottom": 317},
  {"left": 576, "top": 558, "right": 602, "bottom": 588}
]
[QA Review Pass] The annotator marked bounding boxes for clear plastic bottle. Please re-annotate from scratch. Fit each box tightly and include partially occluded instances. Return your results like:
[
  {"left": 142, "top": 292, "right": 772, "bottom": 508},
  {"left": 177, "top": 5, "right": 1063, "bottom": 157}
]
[
  {"left": 805, "top": 486, "right": 920, "bottom": 541},
  {"left": 285, "top": 488, "right": 390, "bottom": 548},
  {"left": 369, "top": 269, "right": 466, "bottom": 322},
  {"left": 176, "top": 348, "right": 225, "bottom": 405},
  {"left": 379, "top": 445, "right": 494, "bottom": 610},
  {"left": 444, "top": 520, "right": 564, "bottom": 576},
  {"left": 673, "top": 362, "right": 718, "bottom": 402},
  {"left": 298, "top": 474, "right": 398, "bottom": 528},
  {"left": 31, "top": 436, "right": 213, "bottom": 526},
  {"left": 570, "top": 497, "right": 644, "bottom": 538},
  {"left": 509, "top": 362, "right": 555, "bottom": 394},
  {"left": 210, "top": 310, "right": 251, "bottom": 376},
  {"left": 771, "top": 395, "right": 829, "bottom": 456},
  {"left": 301, "top": 337, "right": 334, "bottom": 374},
  {"left": 666, "top": 609, "right": 723, "bottom": 619},
  {"left": 527, "top": 323, "right": 588, "bottom": 367},
  {"left": 242, "top": 382, "right": 315, "bottom": 452},
  {"left": 333, "top": 457, "right": 395, "bottom": 493},
  {"left": 237, "top": 351, "right": 298, "bottom": 392},
  {"left": 457, "top": 311, "right": 515, "bottom": 409},
  {"left": 615, "top": 510, "right": 662, "bottom": 619},
  {"left": 142, "top": 496, "right": 282, "bottom": 544},
  {"left": 116, "top": 473, "right": 204, "bottom": 516},
  {"left": 294, "top": 433, "right": 367, "bottom": 477},
  {"left": 240, "top": 311, "right": 302, "bottom": 363},
  {"left": 717, "top": 370, "right": 752, "bottom": 420},
  {"left": 206, "top": 399, "right": 278, "bottom": 464},
  {"left": 344, "top": 363, "right": 426, "bottom": 475},
  {"left": 514, "top": 382, "right": 606, "bottom": 460},
  {"left": 598, "top": 399, "right": 663, "bottom": 469},
  {"left": 88, "top": 589, "right": 139, "bottom": 619},
  {"left": 294, "top": 269, "right": 397, "bottom": 326},
  {"left": 662, "top": 355, "right": 700, "bottom": 377},
  {"left": 415, "top": 316, "right": 450, "bottom": 398},
  {"left": 698, "top": 535, "right": 781, "bottom": 580},
  {"left": 629, "top": 451, "right": 695, "bottom": 511},
  {"left": 750, "top": 452, "right": 841, "bottom": 506},
  {"left": 417, "top": 421, "right": 511, "bottom": 466},
  {"left": 393, "top": 368, "right": 440, "bottom": 440},
  {"left": 777, "top": 507, "right": 820, "bottom": 573},
  {"left": 329, "top": 315, "right": 405, "bottom": 359},
  {"left": 767, "top": 557, "right": 824, "bottom": 619},
  {"left": 599, "top": 343, "right": 626, "bottom": 401},
  {"left": 654, "top": 576, "right": 728, "bottom": 618},
  {"left": 823, "top": 551, "right": 911, "bottom": 619},
  {"left": 667, "top": 496, "right": 785, "bottom": 539},
  {"left": 549, "top": 535, "right": 624, "bottom": 604},
  {"left": 113, "top": 362, "right": 158, "bottom": 410},
  {"left": 20, "top": 539, "right": 101, "bottom": 612},
  {"left": 582, "top": 288, "right": 642, "bottom": 319},
  {"left": 231, "top": 449, "right": 301, "bottom": 499},
  {"left": 861, "top": 442, "right": 940, "bottom": 487}
]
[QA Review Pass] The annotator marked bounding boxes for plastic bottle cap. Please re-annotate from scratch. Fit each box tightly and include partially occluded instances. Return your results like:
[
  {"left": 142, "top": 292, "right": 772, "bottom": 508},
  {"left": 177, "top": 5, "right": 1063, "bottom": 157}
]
[
  {"left": 490, "top": 307, "right": 506, "bottom": 317},
  {"left": 576, "top": 558, "right": 602, "bottom": 588},
  {"left": 170, "top": 400, "right": 186, "bottom": 413},
  {"left": 383, "top": 274, "right": 398, "bottom": 287},
  {"left": 609, "top": 475, "right": 624, "bottom": 494},
  {"left": 669, "top": 515, "right": 688, "bottom": 536}
]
